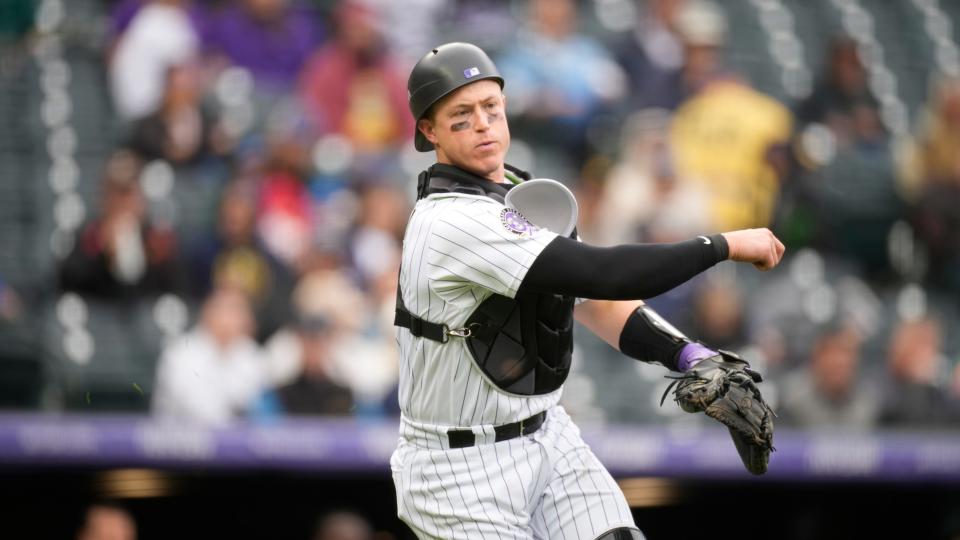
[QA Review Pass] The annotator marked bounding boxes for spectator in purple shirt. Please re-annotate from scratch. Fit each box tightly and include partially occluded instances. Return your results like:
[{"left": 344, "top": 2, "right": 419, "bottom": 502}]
[{"left": 204, "top": 0, "right": 323, "bottom": 92}]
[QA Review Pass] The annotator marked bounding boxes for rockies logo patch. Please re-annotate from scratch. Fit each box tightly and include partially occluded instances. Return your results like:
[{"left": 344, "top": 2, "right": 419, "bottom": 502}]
[{"left": 500, "top": 208, "right": 538, "bottom": 235}]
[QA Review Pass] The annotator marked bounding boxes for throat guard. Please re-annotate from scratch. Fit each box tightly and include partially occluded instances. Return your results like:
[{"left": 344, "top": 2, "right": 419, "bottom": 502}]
[{"left": 395, "top": 163, "right": 574, "bottom": 396}]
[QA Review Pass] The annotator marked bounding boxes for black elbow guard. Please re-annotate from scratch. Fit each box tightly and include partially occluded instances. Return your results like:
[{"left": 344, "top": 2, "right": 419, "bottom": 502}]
[{"left": 618, "top": 305, "right": 691, "bottom": 372}]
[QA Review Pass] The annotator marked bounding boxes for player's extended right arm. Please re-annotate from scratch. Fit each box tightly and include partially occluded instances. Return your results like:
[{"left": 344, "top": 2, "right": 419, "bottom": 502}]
[{"left": 519, "top": 228, "right": 783, "bottom": 301}]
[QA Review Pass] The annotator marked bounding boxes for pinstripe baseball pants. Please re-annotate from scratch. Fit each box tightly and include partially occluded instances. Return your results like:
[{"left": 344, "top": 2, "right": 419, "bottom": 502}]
[{"left": 392, "top": 406, "right": 642, "bottom": 539}]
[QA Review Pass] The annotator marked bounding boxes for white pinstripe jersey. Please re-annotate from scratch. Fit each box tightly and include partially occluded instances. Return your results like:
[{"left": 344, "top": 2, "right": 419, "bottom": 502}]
[{"left": 396, "top": 190, "right": 561, "bottom": 427}]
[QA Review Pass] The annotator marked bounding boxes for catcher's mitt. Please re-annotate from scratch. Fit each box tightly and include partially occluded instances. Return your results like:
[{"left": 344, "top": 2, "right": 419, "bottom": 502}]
[{"left": 661, "top": 349, "right": 775, "bottom": 475}]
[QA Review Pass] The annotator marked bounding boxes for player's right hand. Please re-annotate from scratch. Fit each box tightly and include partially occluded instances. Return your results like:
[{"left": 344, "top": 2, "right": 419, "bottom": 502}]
[{"left": 721, "top": 228, "right": 785, "bottom": 271}]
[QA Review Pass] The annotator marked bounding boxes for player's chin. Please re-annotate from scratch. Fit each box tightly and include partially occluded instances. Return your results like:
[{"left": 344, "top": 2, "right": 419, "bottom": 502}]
[{"left": 471, "top": 146, "right": 504, "bottom": 170}]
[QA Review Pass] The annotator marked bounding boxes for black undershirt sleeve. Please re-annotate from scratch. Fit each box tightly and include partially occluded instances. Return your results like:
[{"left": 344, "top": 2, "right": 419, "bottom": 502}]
[{"left": 519, "top": 234, "right": 728, "bottom": 300}]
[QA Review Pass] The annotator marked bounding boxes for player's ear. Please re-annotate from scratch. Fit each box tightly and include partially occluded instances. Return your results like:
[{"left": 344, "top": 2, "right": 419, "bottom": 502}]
[{"left": 418, "top": 118, "right": 439, "bottom": 147}]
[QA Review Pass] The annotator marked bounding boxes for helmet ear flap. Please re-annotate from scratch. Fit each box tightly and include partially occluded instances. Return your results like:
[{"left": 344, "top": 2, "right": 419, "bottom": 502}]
[{"left": 407, "top": 42, "right": 504, "bottom": 152}]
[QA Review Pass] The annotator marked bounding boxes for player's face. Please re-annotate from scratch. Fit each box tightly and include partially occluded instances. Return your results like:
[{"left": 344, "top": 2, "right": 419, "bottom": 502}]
[{"left": 419, "top": 80, "right": 510, "bottom": 180}]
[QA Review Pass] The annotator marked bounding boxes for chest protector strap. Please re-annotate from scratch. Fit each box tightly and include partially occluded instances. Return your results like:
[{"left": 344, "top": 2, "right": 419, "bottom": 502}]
[{"left": 395, "top": 163, "right": 574, "bottom": 396}]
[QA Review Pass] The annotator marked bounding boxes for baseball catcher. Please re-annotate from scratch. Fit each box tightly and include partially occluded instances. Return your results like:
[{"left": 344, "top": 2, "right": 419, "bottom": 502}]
[{"left": 392, "top": 41, "right": 785, "bottom": 540}]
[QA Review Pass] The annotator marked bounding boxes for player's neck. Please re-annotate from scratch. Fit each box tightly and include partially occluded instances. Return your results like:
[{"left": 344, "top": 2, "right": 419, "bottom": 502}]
[{"left": 435, "top": 154, "right": 505, "bottom": 183}]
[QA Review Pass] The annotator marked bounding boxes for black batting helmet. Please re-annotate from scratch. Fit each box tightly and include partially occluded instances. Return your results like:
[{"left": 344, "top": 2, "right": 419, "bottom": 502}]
[{"left": 407, "top": 42, "right": 504, "bottom": 152}]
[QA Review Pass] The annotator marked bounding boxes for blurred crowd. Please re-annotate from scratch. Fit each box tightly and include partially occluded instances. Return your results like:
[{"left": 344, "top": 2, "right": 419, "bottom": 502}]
[
  {"left": 74, "top": 501, "right": 387, "bottom": 540},
  {"left": 0, "top": 0, "right": 959, "bottom": 431}
]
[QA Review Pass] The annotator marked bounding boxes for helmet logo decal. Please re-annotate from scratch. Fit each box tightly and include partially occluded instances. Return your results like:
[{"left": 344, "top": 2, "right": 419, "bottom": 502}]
[{"left": 463, "top": 67, "right": 480, "bottom": 79}]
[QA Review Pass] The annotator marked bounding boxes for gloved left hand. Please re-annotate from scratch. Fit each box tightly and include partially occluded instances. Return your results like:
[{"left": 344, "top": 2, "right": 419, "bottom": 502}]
[{"left": 662, "top": 348, "right": 775, "bottom": 475}]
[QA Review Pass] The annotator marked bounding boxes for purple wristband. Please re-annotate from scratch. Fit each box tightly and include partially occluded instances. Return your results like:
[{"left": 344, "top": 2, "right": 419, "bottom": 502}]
[{"left": 677, "top": 343, "right": 717, "bottom": 371}]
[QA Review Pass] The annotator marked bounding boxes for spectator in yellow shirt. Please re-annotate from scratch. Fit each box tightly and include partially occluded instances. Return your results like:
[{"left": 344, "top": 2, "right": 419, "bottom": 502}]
[
  {"left": 667, "top": 1, "right": 792, "bottom": 230},
  {"left": 671, "top": 79, "right": 792, "bottom": 230}
]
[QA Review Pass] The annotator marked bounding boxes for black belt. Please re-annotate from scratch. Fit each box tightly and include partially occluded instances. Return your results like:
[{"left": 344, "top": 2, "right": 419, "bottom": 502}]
[{"left": 447, "top": 411, "right": 547, "bottom": 449}]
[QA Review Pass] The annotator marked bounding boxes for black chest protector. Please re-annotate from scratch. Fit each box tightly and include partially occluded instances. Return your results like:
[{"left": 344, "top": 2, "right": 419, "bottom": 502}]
[{"left": 394, "top": 163, "right": 575, "bottom": 396}]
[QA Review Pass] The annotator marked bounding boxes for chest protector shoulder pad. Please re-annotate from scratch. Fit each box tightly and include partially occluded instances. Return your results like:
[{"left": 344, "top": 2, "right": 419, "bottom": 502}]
[{"left": 395, "top": 163, "right": 574, "bottom": 396}]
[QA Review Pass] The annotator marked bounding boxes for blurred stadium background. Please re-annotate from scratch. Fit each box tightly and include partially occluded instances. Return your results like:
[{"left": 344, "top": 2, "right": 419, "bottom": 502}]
[{"left": 0, "top": 0, "right": 959, "bottom": 538}]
